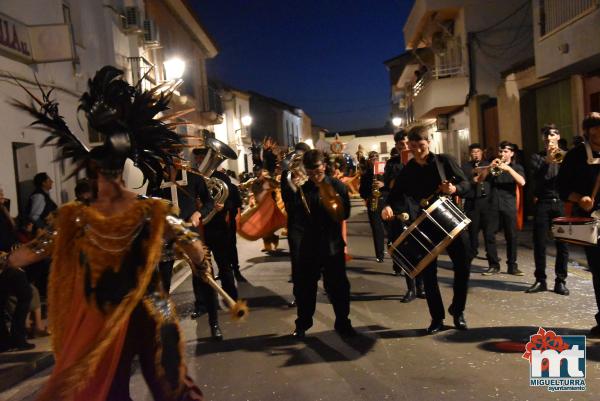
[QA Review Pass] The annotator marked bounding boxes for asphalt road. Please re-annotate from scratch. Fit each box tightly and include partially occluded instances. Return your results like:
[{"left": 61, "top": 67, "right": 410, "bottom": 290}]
[{"left": 4, "top": 199, "right": 599, "bottom": 401}]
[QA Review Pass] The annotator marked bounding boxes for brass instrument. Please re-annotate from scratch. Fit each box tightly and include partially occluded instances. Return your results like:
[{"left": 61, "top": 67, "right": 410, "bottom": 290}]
[
  {"left": 317, "top": 180, "right": 345, "bottom": 222},
  {"left": 548, "top": 139, "right": 566, "bottom": 163},
  {"left": 370, "top": 175, "right": 382, "bottom": 212},
  {"left": 287, "top": 152, "right": 311, "bottom": 215}
]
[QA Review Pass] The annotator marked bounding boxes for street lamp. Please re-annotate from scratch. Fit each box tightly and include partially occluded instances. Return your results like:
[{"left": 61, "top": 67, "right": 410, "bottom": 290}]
[
  {"left": 163, "top": 57, "right": 186, "bottom": 80},
  {"left": 241, "top": 115, "right": 253, "bottom": 128},
  {"left": 392, "top": 116, "right": 403, "bottom": 128}
]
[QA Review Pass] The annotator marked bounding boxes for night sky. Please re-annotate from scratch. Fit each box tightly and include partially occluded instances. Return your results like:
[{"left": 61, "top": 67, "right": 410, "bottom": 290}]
[{"left": 189, "top": 0, "right": 413, "bottom": 132}]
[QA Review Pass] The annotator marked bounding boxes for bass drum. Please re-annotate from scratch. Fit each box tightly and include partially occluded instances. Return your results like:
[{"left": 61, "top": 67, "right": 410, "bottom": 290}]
[{"left": 388, "top": 197, "right": 470, "bottom": 278}]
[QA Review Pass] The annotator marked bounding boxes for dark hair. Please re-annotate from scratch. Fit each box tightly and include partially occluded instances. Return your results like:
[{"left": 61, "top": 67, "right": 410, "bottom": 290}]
[
  {"left": 407, "top": 125, "right": 429, "bottom": 142},
  {"left": 302, "top": 149, "right": 324, "bottom": 169},
  {"left": 541, "top": 123, "right": 558, "bottom": 137},
  {"left": 468, "top": 143, "right": 482, "bottom": 150},
  {"left": 390, "top": 147, "right": 399, "bottom": 157},
  {"left": 573, "top": 135, "right": 585, "bottom": 147},
  {"left": 294, "top": 142, "right": 311, "bottom": 152},
  {"left": 582, "top": 112, "right": 600, "bottom": 133},
  {"left": 393, "top": 129, "right": 407, "bottom": 143},
  {"left": 75, "top": 179, "right": 91, "bottom": 197},
  {"left": 499, "top": 141, "right": 515, "bottom": 151},
  {"left": 192, "top": 148, "right": 208, "bottom": 156},
  {"left": 33, "top": 172, "right": 49, "bottom": 188}
]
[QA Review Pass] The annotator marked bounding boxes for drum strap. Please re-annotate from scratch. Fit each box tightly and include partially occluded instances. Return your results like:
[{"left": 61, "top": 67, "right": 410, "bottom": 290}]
[{"left": 434, "top": 155, "right": 446, "bottom": 183}]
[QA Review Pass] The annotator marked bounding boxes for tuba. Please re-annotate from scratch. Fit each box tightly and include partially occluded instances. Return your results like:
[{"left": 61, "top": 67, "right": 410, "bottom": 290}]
[{"left": 198, "top": 138, "right": 238, "bottom": 224}]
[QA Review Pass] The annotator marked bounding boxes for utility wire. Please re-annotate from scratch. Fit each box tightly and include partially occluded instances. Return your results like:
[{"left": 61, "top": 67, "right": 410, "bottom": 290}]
[{"left": 472, "top": 0, "right": 531, "bottom": 34}]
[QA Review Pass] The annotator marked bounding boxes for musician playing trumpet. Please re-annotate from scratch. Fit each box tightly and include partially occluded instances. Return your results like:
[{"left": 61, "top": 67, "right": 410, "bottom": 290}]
[
  {"left": 526, "top": 125, "right": 569, "bottom": 296},
  {"left": 478, "top": 141, "right": 526, "bottom": 277},
  {"left": 558, "top": 112, "right": 600, "bottom": 337},
  {"left": 359, "top": 151, "right": 386, "bottom": 263},
  {"left": 381, "top": 126, "right": 472, "bottom": 335}
]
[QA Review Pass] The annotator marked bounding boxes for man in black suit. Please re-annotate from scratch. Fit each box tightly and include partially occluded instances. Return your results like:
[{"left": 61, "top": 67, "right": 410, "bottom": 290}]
[
  {"left": 383, "top": 130, "right": 425, "bottom": 302},
  {"left": 147, "top": 165, "right": 223, "bottom": 340},
  {"left": 461, "top": 143, "right": 493, "bottom": 261},
  {"left": 291, "top": 149, "right": 355, "bottom": 338},
  {"left": 382, "top": 125, "right": 472, "bottom": 334},
  {"left": 359, "top": 151, "right": 386, "bottom": 262},
  {"left": 281, "top": 142, "right": 312, "bottom": 307},
  {"left": 527, "top": 125, "right": 569, "bottom": 295},
  {"left": 480, "top": 141, "right": 526, "bottom": 276}
]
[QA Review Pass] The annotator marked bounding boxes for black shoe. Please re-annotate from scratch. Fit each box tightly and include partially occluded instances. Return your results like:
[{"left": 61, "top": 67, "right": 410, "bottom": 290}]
[
  {"left": 452, "top": 313, "right": 468, "bottom": 330},
  {"left": 291, "top": 329, "right": 306, "bottom": 339},
  {"left": 214, "top": 275, "right": 220, "bottom": 281},
  {"left": 234, "top": 271, "right": 248, "bottom": 283},
  {"left": 525, "top": 281, "right": 547, "bottom": 293},
  {"left": 287, "top": 276, "right": 293, "bottom": 283},
  {"left": 554, "top": 282, "right": 570, "bottom": 296},
  {"left": 190, "top": 306, "right": 206, "bottom": 319},
  {"left": 508, "top": 269, "right": 524, "bottom": 276},
  {"left": 335, "top": 325, "right": 357, "bottom": 338},
  {"left": 416, "top": 287, "right": 426, "bottom": 299},
  {"left": 287, "top": 300, "right": 296, "bottom": 307},
  {"left": 482, "top": 267, "right": 500, "bottom": 276},
  {"left": 401, "top": 289, "right": 416, "bottom": 303},
  {"left": 376, "top": 257, "right": 384, "bottom": 263},
  {"left": 210, "top": 324, "right": 223, "bottom": 341},
  {"left": 426, "top": 320, "right": 444, "bottom": 335},
  {"left": 12, "top": 341, "right": 35, "bottom": 351},
  {"left": 590, "top": 325, "right": 600, "bottom": 338}
]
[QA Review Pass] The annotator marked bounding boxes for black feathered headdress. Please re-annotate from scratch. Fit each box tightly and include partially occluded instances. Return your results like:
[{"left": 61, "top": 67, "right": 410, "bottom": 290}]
[{"left": 12, "top": 66, "right": 183, "bottom": 186}]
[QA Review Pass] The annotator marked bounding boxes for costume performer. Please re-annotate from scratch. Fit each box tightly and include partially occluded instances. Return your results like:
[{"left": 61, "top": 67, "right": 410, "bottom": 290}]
[
  {"left": 3, "top": 66, "right": 209, "bottom": 401},
  {"left": 381, "top": 126, "right": 471, "bottom": 334},
  {"left": 558, "top": 112, "right": 600, "bottom": 336},
  {"left": 291, "top": 149, "right": 355, "bottom": 338},
  {"left": 526, "top": 125, "right": 569, "bottom": 295}
]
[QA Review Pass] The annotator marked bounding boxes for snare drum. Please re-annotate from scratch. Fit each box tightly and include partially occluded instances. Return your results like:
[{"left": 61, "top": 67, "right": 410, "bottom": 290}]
[
  {"left": 552, "top": 217, "right": 599, "bottom": 246},
  {"left": 388, "top": 197, "right": 471, "bottom": 278}
]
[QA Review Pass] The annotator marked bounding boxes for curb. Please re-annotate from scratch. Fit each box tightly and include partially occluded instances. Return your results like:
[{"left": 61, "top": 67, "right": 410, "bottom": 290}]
[{"left": 0, "top": 352, "right": 54, "bottom": 392}]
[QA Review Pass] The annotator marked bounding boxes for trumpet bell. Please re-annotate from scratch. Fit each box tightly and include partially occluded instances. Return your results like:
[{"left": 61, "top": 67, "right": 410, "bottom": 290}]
[{"left": 198, "top": 137, "right": 238, "bottom": 177}]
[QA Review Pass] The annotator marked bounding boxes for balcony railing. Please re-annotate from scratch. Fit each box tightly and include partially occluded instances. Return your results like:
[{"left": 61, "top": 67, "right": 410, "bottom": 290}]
[
  {"left": 412, "top": 63, "right": 466, "bottom": 96},
  {"left": 540, "top": 0, "right": 599, "bottom": 37},
  {"left": 128, "top": 56, "right": 155, "bottom": 90},
  {"left": 199, "top": 85, "right": 223, "bottom": 115}
]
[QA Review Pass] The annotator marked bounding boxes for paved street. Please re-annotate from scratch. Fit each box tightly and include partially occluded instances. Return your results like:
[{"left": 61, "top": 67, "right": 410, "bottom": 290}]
[{"left": 3, "top": 199, "right": 600, "bottom": 401}]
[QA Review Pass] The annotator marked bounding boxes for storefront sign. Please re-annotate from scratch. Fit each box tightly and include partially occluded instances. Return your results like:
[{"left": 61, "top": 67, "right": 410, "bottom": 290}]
[{"left": 0, "top": 12, "right": 32, "bottom": 62}]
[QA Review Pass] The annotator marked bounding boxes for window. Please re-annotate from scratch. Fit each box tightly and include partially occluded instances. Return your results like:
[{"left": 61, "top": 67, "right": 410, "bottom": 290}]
[
  {"left": 539, "top": 0, "right": 598, "bottom": 37},
  {"left": 380, "top": 142, "right": 388, "bottom": 154}
]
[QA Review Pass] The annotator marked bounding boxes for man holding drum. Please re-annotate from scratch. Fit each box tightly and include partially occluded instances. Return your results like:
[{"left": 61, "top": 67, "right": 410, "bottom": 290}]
[
  {"left": 558, "top": 112, "right": 600, "bottom": 337},
  {"left": 382, "top": 126, "right": 472, "bottom": 334}
]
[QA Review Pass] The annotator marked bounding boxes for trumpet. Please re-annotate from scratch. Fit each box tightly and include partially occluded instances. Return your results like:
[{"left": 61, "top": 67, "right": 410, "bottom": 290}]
[
  {"left": 474, "top": 159, "right": 505, "bottom": 176},
  {"left": 548, "top": 140, "right": 566, "bottom": 164}
]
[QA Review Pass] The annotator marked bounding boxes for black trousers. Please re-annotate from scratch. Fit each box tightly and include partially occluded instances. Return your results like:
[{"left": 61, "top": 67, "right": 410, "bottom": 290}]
[
  {"left": 533, "top": 200, "right": 568, "bottom": 283},
  {"left": 464, "top": 198, "right": 495, "bottom": 260},
  {"left": 585, "top": 245, "right": 600, "bottom": 326},
  {"left": 420, "top": 232, "right": 471, "bottom": 321},
  {"left": 295, "top": 251, "right": 351, "bottom": 331},
  {"left": 488, "top": 208, "right": 518, "bottom": 271},
  {"left": 0, "top": 268, "right": 32, "bottom": 347},
  {"left": 206, "top": 233, "right": 238, "bottom": 300},
  {"left": 288, "top": 228, "right": 303, "bottom": 285},
  {"left": 366, "top": 202, "right": 386, "bottom": 259},
  {"left": 191, "top": 273, "right": 219, "bottom": 325}
]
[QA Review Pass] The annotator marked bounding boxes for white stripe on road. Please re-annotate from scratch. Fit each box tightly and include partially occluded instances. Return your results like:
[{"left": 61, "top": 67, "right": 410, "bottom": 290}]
[{"left": 170, "top": 260, "right": 192, "bottom": 293}]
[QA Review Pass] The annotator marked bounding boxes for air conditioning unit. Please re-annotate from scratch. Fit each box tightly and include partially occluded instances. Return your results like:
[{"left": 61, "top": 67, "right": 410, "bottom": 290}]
[
  {"left": 123, "top": 6, "right": 141, "bottom": 31},
  {"left": 143, "top": 19, "right": 160, "bottom": 47}
]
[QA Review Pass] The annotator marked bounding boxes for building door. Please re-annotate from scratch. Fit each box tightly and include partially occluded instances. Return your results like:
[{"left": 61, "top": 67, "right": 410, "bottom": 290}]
[
  {"left": 12, "top": 143, "right": 38, "bottom": 216},
  {"left": 481, "top": 98, "right": 499, "bottom": 159},
  {"left": 535, "top": 79, "right": 573, "bottom": 146}
]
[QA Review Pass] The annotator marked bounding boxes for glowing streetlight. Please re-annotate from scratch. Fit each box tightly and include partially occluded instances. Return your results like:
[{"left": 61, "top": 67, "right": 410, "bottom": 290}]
[
  {"left": 163, "top": 58, "right": 186, "bottom": 80},
  {"left": 392, "top": 116, "right": 403, "bottom": 127},
  {"left": 241, "top": 115, "right": 253, "bottom": 127}
]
